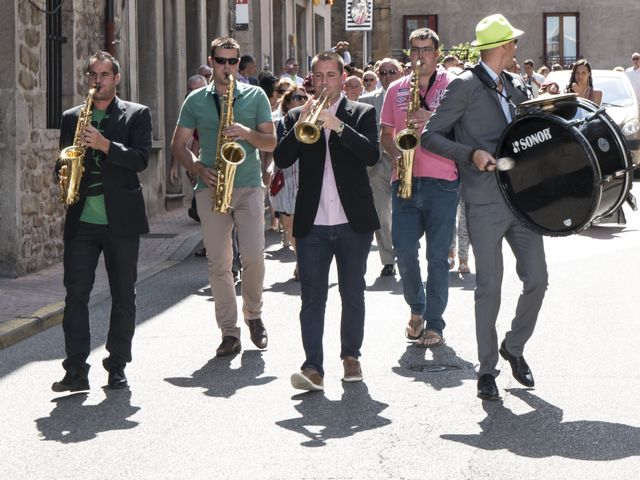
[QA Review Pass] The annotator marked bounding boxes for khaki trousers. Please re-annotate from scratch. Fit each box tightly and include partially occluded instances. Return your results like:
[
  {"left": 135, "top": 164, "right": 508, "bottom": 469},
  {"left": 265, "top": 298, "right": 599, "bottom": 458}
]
[{"left": 196, "top": 187, "right": 265, "bottom": 339}]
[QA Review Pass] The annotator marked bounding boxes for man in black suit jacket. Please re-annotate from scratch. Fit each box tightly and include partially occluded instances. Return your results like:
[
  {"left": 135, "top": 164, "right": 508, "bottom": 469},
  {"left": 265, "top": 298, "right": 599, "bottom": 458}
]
[
  {"left": 274, "top": 51, "right": 379, "bottom": 392},
  {"left": 52, "top": 51, "right": 152, "bottom": 393}
]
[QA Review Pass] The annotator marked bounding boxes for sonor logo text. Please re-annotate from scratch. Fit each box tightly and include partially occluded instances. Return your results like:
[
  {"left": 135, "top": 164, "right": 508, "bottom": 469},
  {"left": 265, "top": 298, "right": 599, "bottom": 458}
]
[{"left": 512, "top": 128, "right": 552, "bottom": 153}]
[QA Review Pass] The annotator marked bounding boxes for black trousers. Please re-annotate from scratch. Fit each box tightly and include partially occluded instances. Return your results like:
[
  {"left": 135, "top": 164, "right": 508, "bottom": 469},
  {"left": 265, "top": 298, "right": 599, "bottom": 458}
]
[{"left": 62, "top": 222, "right": 140, "bottom": 373}]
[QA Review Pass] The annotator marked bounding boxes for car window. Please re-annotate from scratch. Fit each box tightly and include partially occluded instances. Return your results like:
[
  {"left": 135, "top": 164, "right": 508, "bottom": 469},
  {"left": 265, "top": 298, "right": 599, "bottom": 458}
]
[{"left": 593, "top": 76, "right": 634, "bottom": 107}]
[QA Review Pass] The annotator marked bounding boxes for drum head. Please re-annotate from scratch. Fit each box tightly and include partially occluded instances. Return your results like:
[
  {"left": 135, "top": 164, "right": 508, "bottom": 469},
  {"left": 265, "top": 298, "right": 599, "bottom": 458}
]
[{"left": 496, "top": 114, "right": 599, "bottom": 236}]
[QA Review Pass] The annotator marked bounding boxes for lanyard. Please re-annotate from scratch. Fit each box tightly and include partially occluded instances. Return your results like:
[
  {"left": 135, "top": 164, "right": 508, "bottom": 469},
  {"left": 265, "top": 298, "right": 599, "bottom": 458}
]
[{"left": 419, "top": 73, "right": 437, "bottom": 111}]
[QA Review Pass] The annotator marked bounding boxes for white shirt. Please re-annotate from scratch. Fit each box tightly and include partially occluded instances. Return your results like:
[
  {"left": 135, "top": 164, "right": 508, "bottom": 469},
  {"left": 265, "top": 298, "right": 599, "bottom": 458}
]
[
  {"left": 625, "top": 67, "right": 640, "bottom": 100},
  {"left": 480, "top": 61, "right": 512, "bottom": 122}
]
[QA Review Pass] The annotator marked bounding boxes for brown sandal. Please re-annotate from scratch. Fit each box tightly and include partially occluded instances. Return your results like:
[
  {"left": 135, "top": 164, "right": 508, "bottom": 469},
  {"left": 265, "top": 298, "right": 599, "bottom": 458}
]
[
  {"left": 405, "top": 316, "right": 424, "bottom": 341},
  {"left": 416, "top": 330, "right": 445, "bottom": 348}
]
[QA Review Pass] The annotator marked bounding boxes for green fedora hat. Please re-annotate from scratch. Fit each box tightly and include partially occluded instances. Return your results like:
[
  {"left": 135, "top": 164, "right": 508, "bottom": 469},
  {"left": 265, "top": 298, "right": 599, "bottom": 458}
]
[{"left": 471, "top": 14, "right": 524, "bottom": 50}]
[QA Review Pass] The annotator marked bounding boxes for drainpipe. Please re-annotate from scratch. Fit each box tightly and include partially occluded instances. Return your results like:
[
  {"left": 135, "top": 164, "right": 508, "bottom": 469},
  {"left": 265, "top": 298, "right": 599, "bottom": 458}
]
[{"left": 105, "top": 0, "right": 115, "bottom": 55}]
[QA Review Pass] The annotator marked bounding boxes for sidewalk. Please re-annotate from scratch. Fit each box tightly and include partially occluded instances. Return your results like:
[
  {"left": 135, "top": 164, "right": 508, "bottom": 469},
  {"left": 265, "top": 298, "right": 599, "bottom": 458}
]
[{"left": 0, "top": 208, "right": 202, "bottom": 349}]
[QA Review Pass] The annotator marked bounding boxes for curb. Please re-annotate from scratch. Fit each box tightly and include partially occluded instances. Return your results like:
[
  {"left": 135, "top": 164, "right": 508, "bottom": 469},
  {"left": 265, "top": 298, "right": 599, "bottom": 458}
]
[{"left": 0, "top": 231, "right": 202, "bottom": 351}]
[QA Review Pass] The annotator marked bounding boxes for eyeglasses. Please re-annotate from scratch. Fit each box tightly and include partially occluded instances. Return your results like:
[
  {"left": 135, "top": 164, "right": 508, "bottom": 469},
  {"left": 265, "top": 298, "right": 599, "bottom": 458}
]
[
  {"left": 378, "top": 69, "right": 398, "bottom": 76},
  {"left": 87, "top": 72, "right": 113, "bottom": 80},
  {"left": 291, "top": 94, "right": 308, "bottom": 102},
  {"left": 213, "top": 57, "right": 240, "bottom": 65},
  {"left": 410, "top": 46, "right": 435, "bottom": 55}
]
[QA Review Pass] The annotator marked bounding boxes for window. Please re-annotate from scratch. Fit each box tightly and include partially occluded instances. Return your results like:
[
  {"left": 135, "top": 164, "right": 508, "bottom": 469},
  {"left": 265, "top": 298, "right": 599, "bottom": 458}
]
[
  {"left": 544, "top": 13, "right": 579, "bottom": 69},
  {"left": 403, "top": 15, "right": 438, "bottom": 49},
  {"left": 46, "top": 0, "right": 65, "bottom": 129}
]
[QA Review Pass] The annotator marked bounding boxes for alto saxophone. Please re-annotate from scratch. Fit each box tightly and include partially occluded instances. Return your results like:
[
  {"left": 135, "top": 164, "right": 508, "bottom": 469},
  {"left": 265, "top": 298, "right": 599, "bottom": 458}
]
[
  {"left": 57, "top": 87, "right": 96, "bottom": 208},
  {"left": 212, "top": 74, "right": 246, "bottom": 213},
  {"left": 394, "top": 66, "right": 420, "bottom": 199}
]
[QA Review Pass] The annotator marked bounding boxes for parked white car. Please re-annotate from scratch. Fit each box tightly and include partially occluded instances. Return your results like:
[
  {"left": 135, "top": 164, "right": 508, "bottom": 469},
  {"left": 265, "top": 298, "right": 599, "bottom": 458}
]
[{"left": 544, "top": 69, "right": 640, "bottom": 175}]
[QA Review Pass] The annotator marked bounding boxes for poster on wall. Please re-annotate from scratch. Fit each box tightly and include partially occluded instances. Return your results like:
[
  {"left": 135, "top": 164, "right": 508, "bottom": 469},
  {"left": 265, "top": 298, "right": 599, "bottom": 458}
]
[
  {"left": 345, "top": 0, "right": 373, "bottom": 31},
  {"left": 236, "top": 0, "right": 248, "bottom": 31}
]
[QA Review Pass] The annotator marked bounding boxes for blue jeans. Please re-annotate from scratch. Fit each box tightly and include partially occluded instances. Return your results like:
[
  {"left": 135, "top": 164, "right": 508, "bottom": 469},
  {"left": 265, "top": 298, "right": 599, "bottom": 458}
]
[
  {"left": 296, "top": 224, "right": 373, "bottom": 376},
  {"left": 392, "top": 177, "right": 459, "bottom": 336}
]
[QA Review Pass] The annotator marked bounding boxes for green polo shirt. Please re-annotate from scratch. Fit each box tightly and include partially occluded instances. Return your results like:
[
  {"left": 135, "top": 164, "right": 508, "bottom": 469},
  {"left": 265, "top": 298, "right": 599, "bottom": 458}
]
[{"left": 177, "top": 81, "right": 272, "bottom": 190}]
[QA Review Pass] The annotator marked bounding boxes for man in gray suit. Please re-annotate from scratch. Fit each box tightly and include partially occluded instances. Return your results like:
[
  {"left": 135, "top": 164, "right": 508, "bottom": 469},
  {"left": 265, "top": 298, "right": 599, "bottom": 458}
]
[
  {"left": 422, "top": 14, "right": 548, "bottom": 401},
  {"left": 359, "top": 58, "right": 403, "bottom": 277}
]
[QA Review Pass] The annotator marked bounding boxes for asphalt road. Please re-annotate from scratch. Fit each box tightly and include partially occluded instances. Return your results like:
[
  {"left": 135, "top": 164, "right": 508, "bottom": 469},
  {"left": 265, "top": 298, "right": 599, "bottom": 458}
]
[{"left": 1, "top": 200, "right": 640, "bottom": 479}]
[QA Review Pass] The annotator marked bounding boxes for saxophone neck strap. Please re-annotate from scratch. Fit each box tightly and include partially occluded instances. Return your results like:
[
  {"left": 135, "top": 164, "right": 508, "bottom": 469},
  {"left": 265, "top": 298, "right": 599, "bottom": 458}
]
[{"left": 418, "top": 72, "right": 437, "bottom": 111}]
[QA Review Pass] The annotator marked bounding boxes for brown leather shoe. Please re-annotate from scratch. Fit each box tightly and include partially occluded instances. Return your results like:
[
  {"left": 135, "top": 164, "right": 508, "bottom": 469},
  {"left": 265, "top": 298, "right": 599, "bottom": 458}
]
[
  {"left": 247, "top": 318, "right": 268, "bottom": 349},
  {"left": 216, "top": 336, "right": 241, "bottom": 357}
]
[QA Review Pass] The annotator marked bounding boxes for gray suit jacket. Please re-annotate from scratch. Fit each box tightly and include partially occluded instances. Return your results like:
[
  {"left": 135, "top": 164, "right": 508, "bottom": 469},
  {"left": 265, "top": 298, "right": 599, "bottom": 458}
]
[
  {"left": 422, "top": 68, "right": 530, "bottom": 204},
  {"left": 359, "top": 88, "right": 391, "bottom": 180}
]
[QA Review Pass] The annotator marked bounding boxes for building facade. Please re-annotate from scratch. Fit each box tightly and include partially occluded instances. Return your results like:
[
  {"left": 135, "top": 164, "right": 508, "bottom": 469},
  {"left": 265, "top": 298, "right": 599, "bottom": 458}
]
[
  {"left": 0, "top": 0, "right": 332, "bottom": 277},
  {"left": 332, "top": 0, "right": 640, "bottom": 70}
]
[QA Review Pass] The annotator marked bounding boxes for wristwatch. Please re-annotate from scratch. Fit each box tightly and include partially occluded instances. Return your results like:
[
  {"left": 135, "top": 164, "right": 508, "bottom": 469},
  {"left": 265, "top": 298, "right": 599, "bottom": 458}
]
[{"left": 335, "top": 121, "right": 345, "bottom": 136}]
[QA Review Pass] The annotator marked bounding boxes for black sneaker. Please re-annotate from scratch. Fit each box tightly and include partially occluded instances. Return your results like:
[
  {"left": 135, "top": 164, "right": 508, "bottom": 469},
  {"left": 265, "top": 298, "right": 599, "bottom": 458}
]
[
  {"left": 107, "top": 367, "right": 128, "bottom": 389},
  {"left": 51, "top": 371, "right": 90, "bottom": 392}
]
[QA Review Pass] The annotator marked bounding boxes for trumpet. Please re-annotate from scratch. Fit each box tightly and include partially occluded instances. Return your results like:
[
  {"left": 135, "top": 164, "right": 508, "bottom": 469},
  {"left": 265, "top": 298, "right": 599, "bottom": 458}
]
[{"left": 295, "top": 89, "right": 329, "bottom": 144}]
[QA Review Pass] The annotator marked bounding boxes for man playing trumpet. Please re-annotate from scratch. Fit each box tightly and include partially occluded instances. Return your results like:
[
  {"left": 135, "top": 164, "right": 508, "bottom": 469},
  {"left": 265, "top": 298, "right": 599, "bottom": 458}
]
[{"left": 274, "top": 51, "right": 379, "bottom": 392}]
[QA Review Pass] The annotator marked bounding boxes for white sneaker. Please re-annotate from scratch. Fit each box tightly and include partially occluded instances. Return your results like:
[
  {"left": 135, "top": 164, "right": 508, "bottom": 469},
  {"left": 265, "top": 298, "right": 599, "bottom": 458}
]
[{"left": 291, "top": 368, "right": 324, "bottom": 391}]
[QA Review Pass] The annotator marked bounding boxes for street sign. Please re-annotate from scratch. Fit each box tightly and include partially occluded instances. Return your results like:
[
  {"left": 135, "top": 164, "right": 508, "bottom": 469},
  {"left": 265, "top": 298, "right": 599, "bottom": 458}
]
[
  {"left": 236, "top": 0, "right": 248, "bottom": 31},
  {"left": 345, "top": 0, "right": 373, "bottom": 31}
]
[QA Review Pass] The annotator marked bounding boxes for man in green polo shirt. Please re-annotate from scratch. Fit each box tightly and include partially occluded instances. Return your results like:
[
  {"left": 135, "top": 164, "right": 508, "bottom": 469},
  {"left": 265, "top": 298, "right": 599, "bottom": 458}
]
[{"left": 171, "top": 37, "right": 276, "bottom": 357}]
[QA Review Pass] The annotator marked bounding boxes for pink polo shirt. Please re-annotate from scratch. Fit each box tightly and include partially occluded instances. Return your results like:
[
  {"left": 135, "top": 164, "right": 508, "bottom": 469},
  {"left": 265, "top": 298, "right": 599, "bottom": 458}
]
[
  {"left": 380, "top": 65, "right": 458, "bottom": 181},
  {"left": 313, "top": 95, "right": 348, "bottom": 226}
]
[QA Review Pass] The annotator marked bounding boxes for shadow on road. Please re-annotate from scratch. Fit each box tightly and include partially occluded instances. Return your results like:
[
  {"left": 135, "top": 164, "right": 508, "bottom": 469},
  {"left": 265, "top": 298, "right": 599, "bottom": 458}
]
[
  {"left": 0, "top": 256, "right": 210, "bottom": 380},
  {"left": 276, "top": 382, "right": 391, "bottom": 447},
  {"left": 164, "top": 350, "right": 276, "bottom": 398},
  {"left": 392, "top": 344, "right": 476, "bottom": 391},
  {"left": 35, "top": 389, "right": 139, "bottom": 443},
  {"left": 448, "top": 271, "right": 476, "bottom": 290},
  {"left": 441, "top": 389, "right": 640, "bottom": 460}
]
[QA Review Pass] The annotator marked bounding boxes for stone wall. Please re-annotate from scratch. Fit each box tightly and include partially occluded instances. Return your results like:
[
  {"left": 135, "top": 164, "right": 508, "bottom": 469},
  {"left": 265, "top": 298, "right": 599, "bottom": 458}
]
[{"left": 12, "top": 1, "right": 106, "bottom": 276}]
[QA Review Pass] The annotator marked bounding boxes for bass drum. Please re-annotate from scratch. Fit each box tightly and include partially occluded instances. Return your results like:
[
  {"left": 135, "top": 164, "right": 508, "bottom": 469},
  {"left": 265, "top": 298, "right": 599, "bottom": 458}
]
[{"left": 496, "top": 94, "right": 633, "bottom": 236}]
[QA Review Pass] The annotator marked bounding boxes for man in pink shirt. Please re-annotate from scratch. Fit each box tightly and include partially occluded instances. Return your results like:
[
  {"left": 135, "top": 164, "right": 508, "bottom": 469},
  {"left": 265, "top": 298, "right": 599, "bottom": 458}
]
[
  {"left": 380, "top": 27, "right": 459, "bottom": 348},
  {"left": 274, "top": 51, "right": 380, "bottom": 392}
]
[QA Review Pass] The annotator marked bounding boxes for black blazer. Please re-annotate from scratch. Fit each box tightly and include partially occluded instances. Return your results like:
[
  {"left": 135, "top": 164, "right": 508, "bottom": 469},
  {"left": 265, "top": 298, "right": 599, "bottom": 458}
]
[
  {"left": 58, "top": 97, "right": 152, "bottom": 240},
  {"left": 274, "top": 97, "right": 380, "bottom": 238}
]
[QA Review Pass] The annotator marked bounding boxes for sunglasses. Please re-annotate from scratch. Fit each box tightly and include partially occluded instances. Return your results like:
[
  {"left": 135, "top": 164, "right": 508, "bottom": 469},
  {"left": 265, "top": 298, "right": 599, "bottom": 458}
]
[
  {"left": 634, "top": 57, "right": 640, "bottom": 61},
  {"left": 213, "top": 57, "right": 239, "bottom": 65},
  {"left": 291, "top": 94, "right": 308, "bottom": 102},
  {"left": 378, "top": 69, "right": 398, "bottom": 76},
  {"left": 363, "top": 78, "right": 376, "bottom": 82},
  {"left": 277, "top": 89, "right": 288, "bottom": 94}
]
